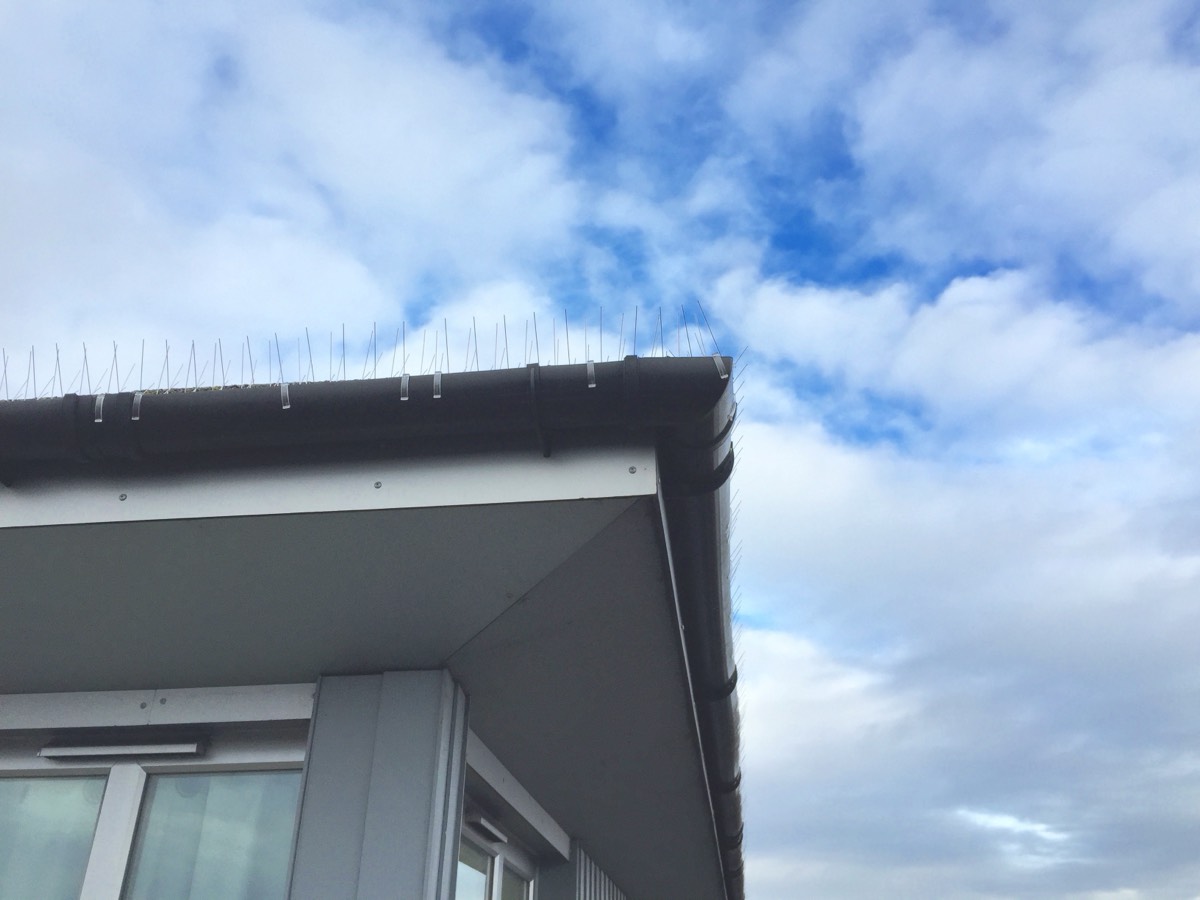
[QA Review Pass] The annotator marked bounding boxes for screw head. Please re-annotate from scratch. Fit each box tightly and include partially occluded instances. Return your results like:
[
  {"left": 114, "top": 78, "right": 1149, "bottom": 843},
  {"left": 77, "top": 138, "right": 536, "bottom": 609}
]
[
  {"left": 628, "top": 466, "right": 637, "bottom": 474},
  {"left": 119, "top": 493, "right": 128, "bottom": 501},
  {"left": 139, "top": 701, "right": 148, "bottom": 709},
  {"left": 374, "top": 481, "right": 382, "bottom": 489},
  {"left": 160, "top": 697, "right": 167, "bottom": 705}
]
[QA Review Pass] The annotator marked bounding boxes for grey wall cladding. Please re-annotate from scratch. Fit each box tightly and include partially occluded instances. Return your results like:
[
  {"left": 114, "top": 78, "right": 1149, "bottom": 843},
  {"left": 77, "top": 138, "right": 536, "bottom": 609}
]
[
  {"left": 288, "top": 671, "right": 467, "bottom": 900},
  {"left": 540, "top": 842, "right": 629, "bottom": 900}
]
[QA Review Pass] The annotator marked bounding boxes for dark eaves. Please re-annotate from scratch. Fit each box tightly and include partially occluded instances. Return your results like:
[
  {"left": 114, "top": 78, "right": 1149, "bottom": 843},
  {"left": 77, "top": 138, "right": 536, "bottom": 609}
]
[{"left": 0, "top": 354, "right": 744, "bottom": 900}]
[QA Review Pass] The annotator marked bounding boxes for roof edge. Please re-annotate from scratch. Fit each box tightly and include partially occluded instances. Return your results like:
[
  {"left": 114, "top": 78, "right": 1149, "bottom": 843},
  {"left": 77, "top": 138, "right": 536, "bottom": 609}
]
[
  {"left": 0, "top": 356, "right": 731, "bottom": 472},
  {"left": 0, "top": 353, "right": 745, "bottom": 900}
]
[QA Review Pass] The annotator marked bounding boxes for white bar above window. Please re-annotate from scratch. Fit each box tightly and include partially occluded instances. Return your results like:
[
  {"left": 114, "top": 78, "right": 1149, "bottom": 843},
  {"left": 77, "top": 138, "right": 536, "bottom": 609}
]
[{"left": 0, "top": 683, "right": 315, "bottom": 731}]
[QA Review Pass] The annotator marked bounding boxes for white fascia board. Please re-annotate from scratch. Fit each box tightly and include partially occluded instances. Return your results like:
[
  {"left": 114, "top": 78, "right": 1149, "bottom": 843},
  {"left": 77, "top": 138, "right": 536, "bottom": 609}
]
[
  {"left": 0, "top": 683, "right": 315, "bottom": 731},
  {"left": 0, "top": 444, "right": 657, "bottom": 528},
  {"left": 466, "top": 728, "right": 570, "bottom": 860}
]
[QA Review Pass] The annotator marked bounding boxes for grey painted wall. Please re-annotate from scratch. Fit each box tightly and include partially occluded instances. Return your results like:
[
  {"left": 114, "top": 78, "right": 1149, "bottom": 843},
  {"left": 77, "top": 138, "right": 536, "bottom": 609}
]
[{"left": 288, "top": 671, "right": 467, "bottom": 900}]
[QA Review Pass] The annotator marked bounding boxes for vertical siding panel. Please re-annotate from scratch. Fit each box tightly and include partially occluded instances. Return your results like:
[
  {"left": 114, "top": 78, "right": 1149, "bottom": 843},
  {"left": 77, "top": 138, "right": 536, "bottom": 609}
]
[{"left": 574, "top": 847, "right": 627, "bottom": 900}]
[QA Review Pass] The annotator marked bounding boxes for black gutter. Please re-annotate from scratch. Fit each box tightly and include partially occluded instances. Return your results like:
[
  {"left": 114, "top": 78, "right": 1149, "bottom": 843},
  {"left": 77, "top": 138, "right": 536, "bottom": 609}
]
[{"left": 0, "top": 354, "right": 744, "bottom": 900}]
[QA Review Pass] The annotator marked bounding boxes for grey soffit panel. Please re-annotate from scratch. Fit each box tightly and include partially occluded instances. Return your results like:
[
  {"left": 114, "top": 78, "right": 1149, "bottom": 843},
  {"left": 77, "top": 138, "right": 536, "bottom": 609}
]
[
  {"left": 449, "top": 499, "right": 726, "bottom": 900},
  {"left": 0, "top": 497, "right": 635, "bottom": 693}
]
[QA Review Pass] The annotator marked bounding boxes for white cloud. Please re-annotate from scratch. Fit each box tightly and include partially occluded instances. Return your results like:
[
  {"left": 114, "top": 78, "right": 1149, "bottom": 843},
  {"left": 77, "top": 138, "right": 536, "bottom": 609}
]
[
  {"left": 852, "top": 2, "right": 1200, "bottom": 310},
  {"left": 236, "top": 6, "right": 579, "bottom": 280},
  {"left": 0, "top": 0, "right": 582, "bottom": 363},
  {"left": 723, "top": 0, "right": 1200, "bottom": 312},
  {"left": 714, "top": 267, "right": 1200, "bottom": 455},
  {"left": 740, "top": 628, "right": 916, "bottom": 773},
  {"left": 733, "top": 410, "right": 1200, "bottom": 894}
]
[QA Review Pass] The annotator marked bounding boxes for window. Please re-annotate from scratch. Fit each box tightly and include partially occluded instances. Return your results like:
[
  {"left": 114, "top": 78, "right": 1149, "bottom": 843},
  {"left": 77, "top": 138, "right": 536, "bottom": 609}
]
[
  {"left": 0, "top": 685, "right": 311, "bottom": 900},
  {"left": 0, "top": 775, "right": 105, "bottom": 899},
  {"left": 120, "top": 769, "right": 301, "bottom": 899},
  {"left": 454, "top": 817, "right": 536, "bottom": 900}
]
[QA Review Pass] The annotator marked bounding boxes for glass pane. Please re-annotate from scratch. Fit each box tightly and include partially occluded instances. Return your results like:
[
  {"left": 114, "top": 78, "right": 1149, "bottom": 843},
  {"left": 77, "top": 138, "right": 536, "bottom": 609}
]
[
  {"left": 0, "top": 776, "right": 106, "bottom": 900},
  {"left": 121, "top": 770, "right": 301, "bottom": 900},
  {"left": 501, "top": 864, "right": 530, "bottom": 900},
  {"left": 455, "top": 839, "right": 490, "bottom": 900}
]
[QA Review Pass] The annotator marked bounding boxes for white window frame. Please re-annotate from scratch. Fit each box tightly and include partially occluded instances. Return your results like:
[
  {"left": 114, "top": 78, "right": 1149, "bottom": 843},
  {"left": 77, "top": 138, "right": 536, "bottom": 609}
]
[{"left": 0, "top": 684, "right": 313, "bottom": 900}]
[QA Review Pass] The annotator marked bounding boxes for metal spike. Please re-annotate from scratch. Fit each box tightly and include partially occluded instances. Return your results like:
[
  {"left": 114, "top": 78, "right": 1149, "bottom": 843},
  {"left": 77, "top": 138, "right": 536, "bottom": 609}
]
[
  {"left": 159, "top": 342, "right": 170, "bottom": 391},
  {"left": 697, "top": 299, "right": 720, "bottom": 356}
]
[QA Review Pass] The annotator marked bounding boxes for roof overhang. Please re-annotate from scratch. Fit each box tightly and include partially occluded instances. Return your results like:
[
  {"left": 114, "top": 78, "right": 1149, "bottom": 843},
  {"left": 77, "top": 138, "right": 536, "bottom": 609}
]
[{"left": 0, "top": 357, "right": 743, "bottom": 900}]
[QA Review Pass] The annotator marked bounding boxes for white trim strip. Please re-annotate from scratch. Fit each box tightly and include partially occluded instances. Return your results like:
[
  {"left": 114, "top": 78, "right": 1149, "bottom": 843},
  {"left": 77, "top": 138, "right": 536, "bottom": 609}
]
[
  {"left": 466, "top": 729, "right": 570, "bottom": 860},
  {"left": 0, "top": 683, "right": 315, "bottom": 731}
]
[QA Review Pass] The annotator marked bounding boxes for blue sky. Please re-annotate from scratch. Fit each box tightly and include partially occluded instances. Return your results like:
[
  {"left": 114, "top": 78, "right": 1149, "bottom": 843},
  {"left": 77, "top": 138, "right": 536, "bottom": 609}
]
[{"left": 5, "top": 1, "right": 1200, "bottom": 896}]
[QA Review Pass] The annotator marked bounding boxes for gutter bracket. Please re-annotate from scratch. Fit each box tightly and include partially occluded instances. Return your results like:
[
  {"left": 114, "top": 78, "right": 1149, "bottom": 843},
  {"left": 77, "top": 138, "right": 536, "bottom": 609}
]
[{"left": 712, "top": 353, "right": 729, "bottom": 380}]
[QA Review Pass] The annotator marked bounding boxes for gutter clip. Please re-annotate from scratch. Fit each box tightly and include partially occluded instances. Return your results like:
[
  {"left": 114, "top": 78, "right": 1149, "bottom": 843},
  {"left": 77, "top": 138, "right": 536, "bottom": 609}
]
[
  {"left": 586, "top": 360, "right": 596, "bottom": 388},
  {"left": 280, "top": 383, "right": 291, "bottom": 410},
  {"left": 131, "top": 392, "right": 143, "bottom": 422},
  {"left": 433, "top": 372, "right": 442, "bottom": 399},
  {"left": 93, "top": 394, "right": 105, "bottom": 424},
  {"left": 400, "top": 373, "right": 410, "bottom": 401},
  {"left": 712, "top": 353, "right": 729, "bottom": 380}
]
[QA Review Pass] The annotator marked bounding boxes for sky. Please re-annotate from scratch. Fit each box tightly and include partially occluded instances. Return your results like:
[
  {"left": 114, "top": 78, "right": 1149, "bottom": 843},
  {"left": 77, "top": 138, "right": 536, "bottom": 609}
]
[{"left": 3, "top": 1, "right": 1200, "bottom": 897}]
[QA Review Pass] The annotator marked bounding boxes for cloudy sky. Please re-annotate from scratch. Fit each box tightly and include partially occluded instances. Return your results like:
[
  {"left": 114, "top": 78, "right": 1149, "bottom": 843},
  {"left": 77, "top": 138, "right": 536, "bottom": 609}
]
[{"left": 4, "top": 1, "right": 1200, "bottom": 897}]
